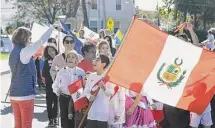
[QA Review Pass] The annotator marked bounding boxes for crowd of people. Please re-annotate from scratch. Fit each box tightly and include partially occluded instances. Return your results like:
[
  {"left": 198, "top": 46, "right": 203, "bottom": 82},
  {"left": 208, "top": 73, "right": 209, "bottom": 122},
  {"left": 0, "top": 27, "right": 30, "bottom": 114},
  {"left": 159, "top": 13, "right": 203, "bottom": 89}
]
[{"left": 8, "top": 22, "right": 215, "bottom": 128}]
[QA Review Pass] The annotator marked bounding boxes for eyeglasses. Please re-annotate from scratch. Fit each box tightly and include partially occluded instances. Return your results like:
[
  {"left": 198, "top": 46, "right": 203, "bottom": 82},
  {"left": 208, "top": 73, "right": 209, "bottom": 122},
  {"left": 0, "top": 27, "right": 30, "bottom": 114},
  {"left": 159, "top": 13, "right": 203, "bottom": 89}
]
[{"left": 64, "top": 40, "right": 74, "bottom": 44}]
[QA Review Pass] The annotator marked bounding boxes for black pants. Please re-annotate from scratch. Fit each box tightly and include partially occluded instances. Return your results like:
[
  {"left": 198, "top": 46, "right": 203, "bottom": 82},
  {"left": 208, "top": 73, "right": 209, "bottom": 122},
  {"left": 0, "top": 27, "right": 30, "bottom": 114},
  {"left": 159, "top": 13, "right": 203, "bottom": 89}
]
[
  {"left": 87, "top": 120, "right": 107, "bottom": 128},
  {"left": 35, "top": 58, "right": 43, "bottom": 86},
  {"left": 161, "top": 104, "right": 190, "bottom": 128},
  {"left": 46, "top": 85, "right": 58, "bottom": 120},
  {"left": 59, "top": 94, "right": 75, "bottom": 128},
  {"left": 75, "top": 112, "right": 87, "bottom": 128}
]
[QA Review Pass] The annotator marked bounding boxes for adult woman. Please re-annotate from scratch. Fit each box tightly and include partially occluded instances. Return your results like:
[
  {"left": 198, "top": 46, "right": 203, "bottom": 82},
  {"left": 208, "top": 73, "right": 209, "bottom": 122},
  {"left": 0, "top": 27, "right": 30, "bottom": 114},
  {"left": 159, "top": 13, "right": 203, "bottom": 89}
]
[
  {"left": 9, "top": 26, "right": 53, "bottom": 128},
  {"left": 104, "top": 35, "right": 116, "bottom": 57},
  {"left": 50, "top": 35, "right": 80, "bottom": 81}
]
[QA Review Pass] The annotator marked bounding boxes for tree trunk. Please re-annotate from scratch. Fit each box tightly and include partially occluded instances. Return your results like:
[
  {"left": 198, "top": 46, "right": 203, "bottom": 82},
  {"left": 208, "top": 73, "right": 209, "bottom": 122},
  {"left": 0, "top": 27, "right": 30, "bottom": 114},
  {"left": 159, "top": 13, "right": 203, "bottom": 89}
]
[
  {"left": 203, "top": 12, "right": 207, "bottom": 30},
  {"left": 183, "top": 10, "right": 187, "bottom": 22},
  {"left": 71, "top": 0, "right": 80, "bottom": 17},
  {"left": 174, "top": 4, "right": 178, "bottom": 20},
  {"left": 194, "top": 13, "right": 197, "bottom": 28},
  {"left": 82, "top": 0, "right": 89, "bottom": 27}
]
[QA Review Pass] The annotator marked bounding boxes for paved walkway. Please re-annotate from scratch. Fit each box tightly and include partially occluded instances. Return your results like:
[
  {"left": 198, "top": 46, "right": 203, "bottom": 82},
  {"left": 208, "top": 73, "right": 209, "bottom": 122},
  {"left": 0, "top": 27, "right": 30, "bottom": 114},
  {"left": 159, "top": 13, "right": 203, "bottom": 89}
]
[
  {"left": 0, "top": 74, "right": 52, "bottom": 128},
  {"left": 0, "top": 60, "right": 10, "bottom": 75}
]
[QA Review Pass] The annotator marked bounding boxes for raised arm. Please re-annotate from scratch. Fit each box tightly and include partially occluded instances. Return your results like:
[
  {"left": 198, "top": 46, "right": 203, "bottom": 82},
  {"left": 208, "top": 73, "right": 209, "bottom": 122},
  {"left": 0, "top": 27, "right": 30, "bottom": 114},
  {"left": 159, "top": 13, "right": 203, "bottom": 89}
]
[
  {"left": 20, "top": 27, "right": 54, "bottom": 64},
  {"left": 186, "top": 23, "right": 200, "bottom": 47}
]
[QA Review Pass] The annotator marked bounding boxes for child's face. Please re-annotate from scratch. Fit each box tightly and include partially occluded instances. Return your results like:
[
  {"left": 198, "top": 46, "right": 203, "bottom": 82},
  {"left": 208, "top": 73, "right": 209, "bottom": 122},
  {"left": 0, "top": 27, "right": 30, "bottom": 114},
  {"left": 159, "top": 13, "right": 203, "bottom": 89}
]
[
  {"left": 100, "top": 43, "right": 109, "bottom": 56},
  {"left": 47, "top": 47, "right": 56, "bottom": 58},
  {"left": 92, "top": 57, "right": 104, "bottom": 72},
  {"left": 66, "top": 53, "right": 78, "bottom": 68},
  {"left": 85, "top": 47, "right": 96, "bottom": 60}
]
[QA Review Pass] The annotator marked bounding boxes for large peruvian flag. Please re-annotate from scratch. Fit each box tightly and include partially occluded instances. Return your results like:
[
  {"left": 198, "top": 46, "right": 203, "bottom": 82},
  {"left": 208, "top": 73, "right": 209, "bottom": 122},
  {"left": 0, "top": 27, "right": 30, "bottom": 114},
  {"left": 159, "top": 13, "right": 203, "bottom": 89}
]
[
  {"left": 106, "top": 17, "right": 215, "bottom": 114},
  {"left": 68, "top": 79, "right": 88, "bottom": 111}
]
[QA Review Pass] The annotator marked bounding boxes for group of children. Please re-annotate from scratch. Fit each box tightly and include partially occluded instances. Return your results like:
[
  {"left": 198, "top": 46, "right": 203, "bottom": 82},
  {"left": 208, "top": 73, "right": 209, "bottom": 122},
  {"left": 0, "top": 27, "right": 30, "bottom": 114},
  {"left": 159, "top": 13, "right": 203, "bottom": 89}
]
[{"left": 40, "top": 28, "right": 214, "bottom": 128}]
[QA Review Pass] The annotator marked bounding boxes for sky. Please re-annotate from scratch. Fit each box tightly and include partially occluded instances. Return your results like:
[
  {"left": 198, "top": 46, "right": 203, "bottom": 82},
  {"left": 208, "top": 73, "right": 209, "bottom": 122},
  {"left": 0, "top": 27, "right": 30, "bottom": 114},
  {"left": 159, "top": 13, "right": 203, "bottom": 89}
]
[{"left": 135, "top": 0, "right": 164, "bottom": 11}]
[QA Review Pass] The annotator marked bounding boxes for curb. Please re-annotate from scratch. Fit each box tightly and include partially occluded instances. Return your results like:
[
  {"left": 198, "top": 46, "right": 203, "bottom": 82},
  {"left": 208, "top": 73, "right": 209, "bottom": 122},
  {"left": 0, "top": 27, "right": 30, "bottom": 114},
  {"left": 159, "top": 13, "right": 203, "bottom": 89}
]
[{"left": 0, "top": 70, "right": 10, "bottom": 75}]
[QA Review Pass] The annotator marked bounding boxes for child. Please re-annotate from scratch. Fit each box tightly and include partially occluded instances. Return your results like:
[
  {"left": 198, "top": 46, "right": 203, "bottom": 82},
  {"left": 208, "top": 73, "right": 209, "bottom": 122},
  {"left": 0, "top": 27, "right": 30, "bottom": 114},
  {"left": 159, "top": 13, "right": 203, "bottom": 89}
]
[
  {"left": 108, "top": 86, "right": 126, "bottom": 128},
  {"left": 78, "top": 42, "right": 96, "bottom": 73},
  {"left": 84, "top": 54, "right": 115, "bottom": 128},
  {"left": 190, "top": 103, "right": 213, "bottom": 128},
  {"left": 42, "top": 44, "right": 59, "bottom": 126},
  {"left": 151, "top": 100, "right": 164, "bottom": 128},
  {"left": 97, "top": 40, "right": 113, "bottom": 59},
  {"left": 124, "top": 90, "right": 157, "bottom": 128},
  {"left": 52, "top": 51, "right": 85, "bottom": 128}
]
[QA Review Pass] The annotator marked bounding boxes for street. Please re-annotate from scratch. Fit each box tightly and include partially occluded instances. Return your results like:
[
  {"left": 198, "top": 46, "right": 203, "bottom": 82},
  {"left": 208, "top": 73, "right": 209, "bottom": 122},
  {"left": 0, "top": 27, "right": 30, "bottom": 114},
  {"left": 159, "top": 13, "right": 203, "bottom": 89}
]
[{"left": 0, "top": 73, "right": 50, "bottom": 128}]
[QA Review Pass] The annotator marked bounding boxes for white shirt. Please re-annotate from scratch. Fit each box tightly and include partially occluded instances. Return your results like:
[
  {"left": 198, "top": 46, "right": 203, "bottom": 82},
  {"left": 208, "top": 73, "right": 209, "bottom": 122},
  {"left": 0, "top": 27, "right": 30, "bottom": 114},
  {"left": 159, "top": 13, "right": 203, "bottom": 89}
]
[
  {"left": 108, "top": 87, "right": 126, "bottom": 125},
  {"left": 84, "top": 73, "right": 115, "bottom": 121},
  {"left": 52, "top": 67, "right": 85, "bottom": 96},
  {"left": 20, "top": 27, "right": 53, "bottom": 64}
]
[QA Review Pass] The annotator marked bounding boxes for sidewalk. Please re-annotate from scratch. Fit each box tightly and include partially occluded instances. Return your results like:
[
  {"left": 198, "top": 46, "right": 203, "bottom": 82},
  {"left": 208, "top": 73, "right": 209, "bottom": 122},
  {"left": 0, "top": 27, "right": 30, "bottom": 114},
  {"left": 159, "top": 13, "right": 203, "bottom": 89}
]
[{"left": 0, "top": 60, "right": 10, "bottom": 75}]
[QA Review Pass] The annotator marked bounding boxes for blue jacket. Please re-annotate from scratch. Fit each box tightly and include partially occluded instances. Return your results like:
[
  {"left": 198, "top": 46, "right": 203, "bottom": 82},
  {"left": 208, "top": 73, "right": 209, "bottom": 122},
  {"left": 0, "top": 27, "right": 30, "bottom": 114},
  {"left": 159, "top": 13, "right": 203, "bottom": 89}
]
[{"left": 9, "top": 44, "right": 36, "bottom": 96}]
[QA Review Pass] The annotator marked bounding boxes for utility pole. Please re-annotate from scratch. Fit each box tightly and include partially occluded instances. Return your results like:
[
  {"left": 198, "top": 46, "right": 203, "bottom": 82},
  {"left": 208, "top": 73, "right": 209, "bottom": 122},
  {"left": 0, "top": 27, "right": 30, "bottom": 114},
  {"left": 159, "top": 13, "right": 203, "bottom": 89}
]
[
  {"left": 97, "top": 0, "right": 100, "bottom": 32},
  {"left": 103, "top": 0, "right": 106, "bottom": 29}
]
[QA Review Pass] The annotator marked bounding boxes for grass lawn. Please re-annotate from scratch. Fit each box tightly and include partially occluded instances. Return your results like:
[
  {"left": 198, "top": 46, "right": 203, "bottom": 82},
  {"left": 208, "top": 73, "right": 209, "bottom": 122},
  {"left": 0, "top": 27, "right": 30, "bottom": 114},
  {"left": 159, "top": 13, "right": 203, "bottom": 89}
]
[{"left": 0, "top": 52, "right": 9, "bottom": 60}]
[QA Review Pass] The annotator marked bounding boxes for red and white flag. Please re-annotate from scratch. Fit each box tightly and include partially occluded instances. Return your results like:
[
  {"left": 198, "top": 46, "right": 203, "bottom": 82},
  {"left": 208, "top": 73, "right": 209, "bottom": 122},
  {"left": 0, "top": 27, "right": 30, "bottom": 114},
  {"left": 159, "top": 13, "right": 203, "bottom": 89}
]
[
  {"left": 106, "top": 17, "right": 215, "bottom": 114},
  {"left": 68, "top": 79, "right": 88, "bottom": 111}
]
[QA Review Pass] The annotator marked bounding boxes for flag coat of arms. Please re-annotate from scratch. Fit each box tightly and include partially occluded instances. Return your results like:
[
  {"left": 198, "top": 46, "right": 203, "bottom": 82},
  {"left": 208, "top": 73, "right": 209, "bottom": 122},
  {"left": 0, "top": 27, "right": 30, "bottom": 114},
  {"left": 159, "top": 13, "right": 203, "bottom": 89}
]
[
  {"left": 106, "top": 17, "right": 215, "bottom": 114},
  {"left": 68, "top": 79, "right": 88, "bottom": 111}
]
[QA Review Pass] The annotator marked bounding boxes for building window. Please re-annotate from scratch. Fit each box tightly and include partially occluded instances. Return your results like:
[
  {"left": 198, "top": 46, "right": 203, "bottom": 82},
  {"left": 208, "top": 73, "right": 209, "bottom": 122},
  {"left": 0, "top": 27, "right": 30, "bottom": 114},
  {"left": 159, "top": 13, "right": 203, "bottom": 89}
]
[
  {"left": 116, "top": 0, "right": 121, "bottom": 10},
  {"left": 89, "top": 21, "right": 98, "bottom": 32},
  {"left": 91, "top": 0, "right": 97, "bottom": 9},
  {"left": 114, "top": 21, "right": 120, "bottom": 33}
]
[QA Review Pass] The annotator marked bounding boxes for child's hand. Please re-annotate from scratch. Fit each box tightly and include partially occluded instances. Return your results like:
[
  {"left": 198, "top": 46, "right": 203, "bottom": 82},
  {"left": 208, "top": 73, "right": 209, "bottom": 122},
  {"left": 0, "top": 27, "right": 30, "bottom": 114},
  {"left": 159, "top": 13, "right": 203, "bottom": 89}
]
[
  {"left": 89, "top": 95, "right": 95, "bottom": 101},
  {"left": 151, "top": 104, "right": 157, "bottom": 110},
  {"left": 68, "top": 113, "right": 73, "bottom": 120},
  {"left": 98, "top": 81, "right": 106, "bottom": 91},
  {"left": 114, "top": 115, "right": 120, "bottom": 122},
  {"left": 126, "top": 107, "right": 134, "bottom": 116}
]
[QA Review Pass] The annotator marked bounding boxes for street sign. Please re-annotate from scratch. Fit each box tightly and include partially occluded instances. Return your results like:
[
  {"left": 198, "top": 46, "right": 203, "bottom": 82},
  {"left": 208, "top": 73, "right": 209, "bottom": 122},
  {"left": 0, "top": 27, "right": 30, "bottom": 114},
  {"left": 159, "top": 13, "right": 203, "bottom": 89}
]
[{"left": 107, "top": 18, "right": 114, "bottom": 31}]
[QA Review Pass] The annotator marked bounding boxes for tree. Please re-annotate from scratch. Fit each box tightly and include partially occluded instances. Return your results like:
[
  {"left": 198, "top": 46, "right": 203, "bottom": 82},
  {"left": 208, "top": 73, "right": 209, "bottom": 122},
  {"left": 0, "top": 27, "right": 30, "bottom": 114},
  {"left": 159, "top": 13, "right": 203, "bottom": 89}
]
[
  {"left": 16, "top": 0, "right": 80, "bottom": 24},
  {"left": 82, "top": 0, "right": 89, "bottom": 27}
]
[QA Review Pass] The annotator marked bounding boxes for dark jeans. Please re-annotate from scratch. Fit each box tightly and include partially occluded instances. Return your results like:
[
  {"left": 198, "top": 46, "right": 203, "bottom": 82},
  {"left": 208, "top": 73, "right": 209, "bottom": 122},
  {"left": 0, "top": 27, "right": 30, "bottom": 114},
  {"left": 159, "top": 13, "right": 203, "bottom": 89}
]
[
  {"left": 87, "top": 120, "right": 107, "bottom": 128},
  {"left": 46, "top": 86, "right": 58, "bottom": 120},
  {"left": 59, "top": 94, "right": 75, "bottom": 128},
  {"left": 161, "top": 104, "right": 190, "bottom": 128},
  {"left": 75, "top": 112, "right": 86, "bottom": 128}
]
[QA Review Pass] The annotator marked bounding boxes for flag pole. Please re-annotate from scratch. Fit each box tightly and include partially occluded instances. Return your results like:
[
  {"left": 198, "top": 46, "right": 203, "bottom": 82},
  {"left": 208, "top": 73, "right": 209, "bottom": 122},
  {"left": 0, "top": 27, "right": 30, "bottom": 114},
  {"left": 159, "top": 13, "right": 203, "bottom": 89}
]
[
  {"left": 77, "top": 86, "right": 100, "bottom": 128},
  {"left": 78, "top": 17, "right": 135, "bottom": 128}
]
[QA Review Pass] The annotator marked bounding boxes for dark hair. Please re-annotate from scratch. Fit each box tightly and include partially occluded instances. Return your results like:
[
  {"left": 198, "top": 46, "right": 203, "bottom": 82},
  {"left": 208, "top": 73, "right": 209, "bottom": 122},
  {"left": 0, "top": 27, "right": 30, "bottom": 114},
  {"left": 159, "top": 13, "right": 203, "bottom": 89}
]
[
  {"left": 99, "top": 30, "right": 105, "bottom": 38},
  {"left": 208, "top": 31, "right": 212, "bottom": 34},
  {"left": 12, "top": 27, "right": 32, "bottom": 45},
  {"left": 175, "top": 33, "right": 189, "bottom": 42},
  {"left": 43, "top": 44, "right": 58, "bottom": 59},
  {"left": 104, "top": 36, "right": 113, "bottom": 50},
  {"left": 63, "top": 35, "right": 75, "bottom": 44},
  {"left": 81, "top": 43, "right": 96, "bottom": 56},
  {"left": 48, "top": 38, "right": 57, "bottom": 45},
  {"left": 98, "top": 54, "right": 110, "bottom": 69},
  {"left": 79, "top": 29, "right": 85, "bottom": 34}
]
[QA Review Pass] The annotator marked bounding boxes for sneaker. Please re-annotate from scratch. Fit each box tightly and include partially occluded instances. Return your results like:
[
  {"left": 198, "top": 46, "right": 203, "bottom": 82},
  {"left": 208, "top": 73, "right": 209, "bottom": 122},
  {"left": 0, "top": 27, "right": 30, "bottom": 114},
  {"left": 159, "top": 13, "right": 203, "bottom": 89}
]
[
  {"left": 53, "top": 118, "right": 59, "bottom": 126},
  {"left": 48, "top": 119, "right": 54, "bottom": 127}
]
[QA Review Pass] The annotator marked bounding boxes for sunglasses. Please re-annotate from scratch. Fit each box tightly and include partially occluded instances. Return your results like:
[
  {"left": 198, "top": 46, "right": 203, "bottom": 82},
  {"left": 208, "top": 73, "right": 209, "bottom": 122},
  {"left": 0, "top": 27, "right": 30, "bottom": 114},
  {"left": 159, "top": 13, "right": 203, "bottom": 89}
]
[{"left": 64, "top": 40, "right": 74, "bottom": 44}]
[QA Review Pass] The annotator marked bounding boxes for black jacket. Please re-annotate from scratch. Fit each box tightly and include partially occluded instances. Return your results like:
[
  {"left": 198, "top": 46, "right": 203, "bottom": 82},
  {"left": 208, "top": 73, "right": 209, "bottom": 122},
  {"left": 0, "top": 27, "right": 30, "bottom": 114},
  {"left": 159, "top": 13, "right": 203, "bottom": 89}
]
[{"left": 42, "top": 58, "right": 54, "bottom": 86}]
